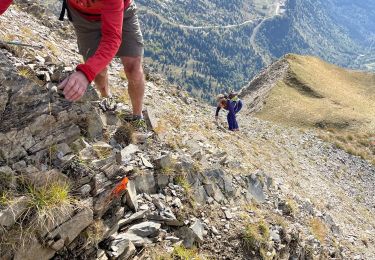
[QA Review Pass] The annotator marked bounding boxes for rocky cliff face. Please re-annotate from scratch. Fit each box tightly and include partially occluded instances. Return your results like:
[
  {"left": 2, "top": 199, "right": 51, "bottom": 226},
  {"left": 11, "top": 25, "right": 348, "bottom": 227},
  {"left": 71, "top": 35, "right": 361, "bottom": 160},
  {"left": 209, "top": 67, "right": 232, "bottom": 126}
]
[{"left": 0, "top": 2, "right": 374, "bottom": 260}]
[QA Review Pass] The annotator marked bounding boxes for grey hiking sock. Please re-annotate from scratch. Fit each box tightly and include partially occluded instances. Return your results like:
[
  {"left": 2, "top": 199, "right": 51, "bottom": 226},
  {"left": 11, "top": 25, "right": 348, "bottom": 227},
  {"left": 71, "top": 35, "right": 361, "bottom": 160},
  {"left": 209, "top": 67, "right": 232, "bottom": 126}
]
[{"left": 132, "top": 115, "right": 144, "bottom": 120}]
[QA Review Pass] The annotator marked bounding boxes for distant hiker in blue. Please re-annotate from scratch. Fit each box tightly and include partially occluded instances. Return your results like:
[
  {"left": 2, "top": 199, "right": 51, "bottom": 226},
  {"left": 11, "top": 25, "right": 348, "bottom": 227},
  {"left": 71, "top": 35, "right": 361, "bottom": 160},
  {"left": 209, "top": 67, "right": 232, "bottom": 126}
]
[{"left": 215, "top": 93, "right": 243, "bottom": 131}]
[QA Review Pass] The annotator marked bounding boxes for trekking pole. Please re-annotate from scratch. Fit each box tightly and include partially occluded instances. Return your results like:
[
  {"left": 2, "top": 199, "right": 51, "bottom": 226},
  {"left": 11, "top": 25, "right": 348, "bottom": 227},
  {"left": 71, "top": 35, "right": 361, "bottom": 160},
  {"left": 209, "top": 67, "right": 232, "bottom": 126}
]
[{"left": 0, "top": 40, "right": 44, "bottom": 50}]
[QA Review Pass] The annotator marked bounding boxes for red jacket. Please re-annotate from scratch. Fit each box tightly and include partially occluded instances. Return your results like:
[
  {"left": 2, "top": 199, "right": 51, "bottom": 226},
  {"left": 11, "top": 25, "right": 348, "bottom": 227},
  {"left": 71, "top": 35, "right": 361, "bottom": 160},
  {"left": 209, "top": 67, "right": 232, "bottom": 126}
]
[
  {"left": 0, "top": 0, "right": 12, "bottom": 15},
  {"left": 1, "top": 0, "right": 132, "bottom": 83},
  {"left": 71, "top": 0, "right": 132, "bottom": 82}
]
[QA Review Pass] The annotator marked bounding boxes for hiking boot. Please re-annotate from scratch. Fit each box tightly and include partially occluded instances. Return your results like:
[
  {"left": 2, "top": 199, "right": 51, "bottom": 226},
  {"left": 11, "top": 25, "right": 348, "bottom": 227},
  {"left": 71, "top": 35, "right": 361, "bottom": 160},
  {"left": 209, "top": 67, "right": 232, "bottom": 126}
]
[
  {"left": 130, "top": 117, "right": 147, "bottom": 132},
  {"left": 121, "top": 112, "right": 135, "bottom": 122},
  {"left": 99, "top": 96, "right": 117, "bottom": 112},
  {"left": 120, "top": 112, "right": 147, "bottom": 131}
]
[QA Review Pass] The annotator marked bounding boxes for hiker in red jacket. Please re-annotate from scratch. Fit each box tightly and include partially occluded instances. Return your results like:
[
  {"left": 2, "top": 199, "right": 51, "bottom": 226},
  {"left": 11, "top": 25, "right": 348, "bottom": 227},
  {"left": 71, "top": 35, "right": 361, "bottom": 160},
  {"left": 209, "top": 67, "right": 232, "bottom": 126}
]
[
  {"left": 1, "top": 0, "right": 145, "bottom": 124},
  {"left": 0, "top": 0, "right": 12, "bottom": 15}
]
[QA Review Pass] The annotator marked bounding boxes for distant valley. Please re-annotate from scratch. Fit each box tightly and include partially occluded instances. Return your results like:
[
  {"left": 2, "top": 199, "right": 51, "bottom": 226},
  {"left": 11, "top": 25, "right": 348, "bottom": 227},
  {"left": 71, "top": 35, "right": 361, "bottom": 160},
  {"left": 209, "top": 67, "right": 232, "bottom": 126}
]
[
  {"left": 40, "top": 0, "right": 375, "bottom": 101},
  {"left": 137, "top": 0, "right": 375, "bottom": 100}
]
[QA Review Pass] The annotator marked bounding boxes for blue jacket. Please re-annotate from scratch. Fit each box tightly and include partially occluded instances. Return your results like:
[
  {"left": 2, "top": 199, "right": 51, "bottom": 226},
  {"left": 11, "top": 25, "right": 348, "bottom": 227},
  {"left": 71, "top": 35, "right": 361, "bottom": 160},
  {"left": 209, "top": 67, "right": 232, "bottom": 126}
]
[{"left": 216, "top": 99, "right": 243, "bottom": 130}]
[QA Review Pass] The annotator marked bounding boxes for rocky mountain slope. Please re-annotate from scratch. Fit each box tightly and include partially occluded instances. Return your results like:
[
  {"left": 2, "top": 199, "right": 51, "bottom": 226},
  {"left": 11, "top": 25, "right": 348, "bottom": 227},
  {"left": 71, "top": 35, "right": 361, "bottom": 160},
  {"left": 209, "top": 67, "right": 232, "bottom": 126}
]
[{"left": 1, "top": 2, "right": 375, "bottom": 260}]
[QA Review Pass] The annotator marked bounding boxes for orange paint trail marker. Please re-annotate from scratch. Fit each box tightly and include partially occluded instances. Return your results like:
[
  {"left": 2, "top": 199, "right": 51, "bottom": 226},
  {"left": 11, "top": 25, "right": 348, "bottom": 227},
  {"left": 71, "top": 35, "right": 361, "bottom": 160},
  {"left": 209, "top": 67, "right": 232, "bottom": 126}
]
[{"left": 111, "top": 177, "right": 129, "bottom": 198}]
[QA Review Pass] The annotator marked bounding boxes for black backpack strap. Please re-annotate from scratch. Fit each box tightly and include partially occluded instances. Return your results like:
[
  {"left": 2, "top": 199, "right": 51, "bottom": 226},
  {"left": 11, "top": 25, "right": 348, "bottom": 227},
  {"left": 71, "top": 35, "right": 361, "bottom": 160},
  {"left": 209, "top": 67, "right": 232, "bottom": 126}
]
[{"left": 59, "top": 0, "right": 72, "bottom": 21}]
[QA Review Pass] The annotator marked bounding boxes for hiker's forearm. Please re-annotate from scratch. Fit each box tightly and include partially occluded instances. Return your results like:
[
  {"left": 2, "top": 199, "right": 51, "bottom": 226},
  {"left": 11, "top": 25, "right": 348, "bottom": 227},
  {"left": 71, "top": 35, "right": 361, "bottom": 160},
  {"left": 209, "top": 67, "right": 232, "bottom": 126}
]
[
  {"left": 215, "top": 106, "right": 221, "bottom": 117},
  {"left": 0, "top": 0, "right": 12, "bottom": 15}
]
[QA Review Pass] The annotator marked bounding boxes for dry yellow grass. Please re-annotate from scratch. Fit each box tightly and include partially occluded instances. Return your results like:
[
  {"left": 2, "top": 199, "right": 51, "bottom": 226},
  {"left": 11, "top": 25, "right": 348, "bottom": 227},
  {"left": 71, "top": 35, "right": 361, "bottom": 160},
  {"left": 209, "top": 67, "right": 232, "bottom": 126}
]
[
  {"left": 17, "top": 67, "right": 33, "bottom": 79},
  {"left": 93, "top": 146, "right": 113, "bottom": 159},
  {"left": 2, "top": 33, "right": 16, "bottom": 42},
  {"left": 309, "top": 217, "right": 328, "bottom": 244},
  {"left": 119, "top": 70, "right": 127, "bottom": 80},
  {"left": 85, "top": 220, "right": 106, "bottom": 245},
  {"left": 149, "top": 245, "right": 207, "bottom": 260},
  {"left": 256, "top": 55, "right": 375, "bottom": 163},
  {"left": 243, "top": 220, "right": 271, "bottom": 259},
  {"left": 319, "top": 131, "right": 374, "bottom": 164},
  {"left": 112, "top": 87, "right": 130, "bottom": 104},
  {"left": 154, "top": 122, "right": 167, "bottom": 136},
  {"left": 45, "top": 40, "right": 59, "bottom": 56},
  {"left": 257, "top": 54, "right": 375, "bottom": 132},
  {"left": 21, "top": 27, "right": 33, "bottom": 37}
]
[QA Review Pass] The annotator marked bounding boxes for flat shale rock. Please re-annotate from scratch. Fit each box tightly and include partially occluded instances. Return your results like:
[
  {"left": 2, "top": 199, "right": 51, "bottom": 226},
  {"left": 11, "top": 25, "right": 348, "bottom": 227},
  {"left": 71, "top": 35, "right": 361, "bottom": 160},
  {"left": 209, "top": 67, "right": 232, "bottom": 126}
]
[{"left": 0, "top": 50, "right": 99, "bottom": 164}]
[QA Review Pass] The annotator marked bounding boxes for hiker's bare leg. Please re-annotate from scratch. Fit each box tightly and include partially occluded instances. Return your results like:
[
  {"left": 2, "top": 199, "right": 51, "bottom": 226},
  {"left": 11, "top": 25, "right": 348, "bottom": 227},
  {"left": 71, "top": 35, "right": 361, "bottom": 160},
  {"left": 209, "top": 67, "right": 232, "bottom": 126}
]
[
  {"left": 120, "top": 56, "right": 144, "bottom": 117},
  {"left": 94, "top": 67, "right": 110, "bottom": 98}
]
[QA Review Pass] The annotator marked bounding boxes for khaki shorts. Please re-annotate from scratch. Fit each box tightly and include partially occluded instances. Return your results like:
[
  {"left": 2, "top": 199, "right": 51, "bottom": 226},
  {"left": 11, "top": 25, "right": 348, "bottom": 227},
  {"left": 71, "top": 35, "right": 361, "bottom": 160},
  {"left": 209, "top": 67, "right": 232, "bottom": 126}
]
[{"left": 68, "top": 2, "right": 144, "bottom": 60}]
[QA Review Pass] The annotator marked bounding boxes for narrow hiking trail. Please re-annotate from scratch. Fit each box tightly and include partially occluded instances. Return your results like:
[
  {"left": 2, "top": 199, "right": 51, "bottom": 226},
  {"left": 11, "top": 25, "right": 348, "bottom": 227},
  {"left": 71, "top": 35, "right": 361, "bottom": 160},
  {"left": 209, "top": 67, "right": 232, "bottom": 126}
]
[
  {"left": 138, "top": 7, "right": 259, "bottom": 30},
  {"left": 249, "top": 16, "right": 272, "bottom": 65},
  {"left": 250, "top": 0, "right": 287, "bottom": 65}
]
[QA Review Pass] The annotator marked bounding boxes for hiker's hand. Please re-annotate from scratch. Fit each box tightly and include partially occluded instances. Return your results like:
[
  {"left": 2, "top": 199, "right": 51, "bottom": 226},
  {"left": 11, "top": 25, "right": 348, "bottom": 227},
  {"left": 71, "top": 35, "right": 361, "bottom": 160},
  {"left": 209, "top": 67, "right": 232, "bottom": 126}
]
[
  {"left": 215, "top": 116, "right": 219, "bottom": 122},
  {"left": 58, "top": 71, "right": 89, "bottom": 101}
]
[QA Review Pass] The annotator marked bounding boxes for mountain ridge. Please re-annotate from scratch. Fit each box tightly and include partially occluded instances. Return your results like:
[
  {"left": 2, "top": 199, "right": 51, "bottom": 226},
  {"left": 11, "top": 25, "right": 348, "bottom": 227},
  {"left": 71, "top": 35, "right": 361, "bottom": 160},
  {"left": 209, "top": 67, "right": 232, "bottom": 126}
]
[
  {"left": 240, "top": 54, "right": 375, "bottom": 130},
  {"left": 240, "top": 53, "right": 375, "bottom": 164}
]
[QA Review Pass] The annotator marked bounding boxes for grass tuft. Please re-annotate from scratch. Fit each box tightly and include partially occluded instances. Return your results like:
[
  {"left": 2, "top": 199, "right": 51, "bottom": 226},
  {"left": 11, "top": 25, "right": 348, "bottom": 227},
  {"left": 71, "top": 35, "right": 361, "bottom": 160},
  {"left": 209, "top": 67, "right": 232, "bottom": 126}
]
[
  {"left": 243, "top": 220, "right": 270, "bottom": 258},
  {"left": 17, "top": 66, "right": 33, "bottom": 79},
  {"left": 113, "top": 87, "right": 130, "bottom": 104},
  {"left": 20, "top": 27, "right": 33, "bottom": 37},
  {"left": 149, "top": 245, "right": 206, "bottom": 260},
  {"left": 0, "top": 175, "right": 74, "bottom": 254},
  {"left": 319, "top": 131, "right": 374, "bottom": 165},
  {"left": 113, "top": 124, "right": 134, "bottom": 146},
  {"left": 269, "top": 213, "right": 288, "bottom": 229},
  {"left": 282, "top": 199, "right": 298, "bottom": 217},
  {"left": 154, "top": 119, "right": 167, "bottom": 136},
  {"left": 45, "top": 41, "right": 59, "bottom": 56},
  {"left": 119, "top": 70, "right": 127, "bottom": 80},
  {"left": 165, "top": 134, "right": 183, "bottom": 149},
  {"left": 93, "top": 146, "right": 113, "bottom": 160},
  {"left": 0, "top": 192, "right": 13, "bottom": 207},
  {"left": 175, "top": 175, "right": 192, "bottom": 194},
  {"left": 168, "top": 113, "right": 182, "bottom": 129},
  {"left": 84, "top": 220, "right": 106, "bottom": 245},
  {"left": 27, "top": 181, "right": 70, "bottom": 213},
  {"left": 160, "top": 165, "right": 175, "bottom": 175},
  {"left": 309, "top": 218, "right": 328, "bottom": 244},
  {"left": 173, "top": 245, "right": 204, "bottom": 260}
]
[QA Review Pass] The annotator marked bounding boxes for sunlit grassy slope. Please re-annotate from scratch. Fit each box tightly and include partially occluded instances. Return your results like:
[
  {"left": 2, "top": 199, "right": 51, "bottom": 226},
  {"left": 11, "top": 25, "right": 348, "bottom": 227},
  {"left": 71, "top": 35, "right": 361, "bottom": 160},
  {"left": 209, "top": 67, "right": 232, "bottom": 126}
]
[{"left": 257, "top": 54, "right": 375, "bottom": 132}]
